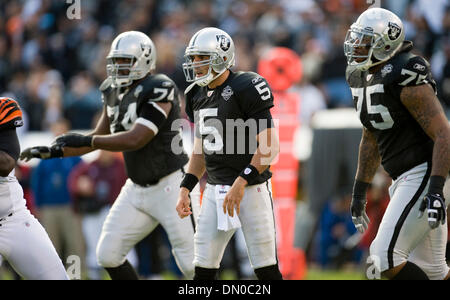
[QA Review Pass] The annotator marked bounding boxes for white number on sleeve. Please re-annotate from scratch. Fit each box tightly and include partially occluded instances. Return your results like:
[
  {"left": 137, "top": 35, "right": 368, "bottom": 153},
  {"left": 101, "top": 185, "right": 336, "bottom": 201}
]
[{"left": 254, "top": 81, "right": 271, "bottom": 101}]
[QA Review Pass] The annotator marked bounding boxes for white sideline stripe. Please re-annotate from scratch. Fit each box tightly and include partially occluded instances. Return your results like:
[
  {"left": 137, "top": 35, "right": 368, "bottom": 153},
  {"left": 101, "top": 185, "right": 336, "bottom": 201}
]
[
  {"left": 150, "top": 102, "right": 168, "bottom": 118},
  {"left": 136, "top": 118, "right": 159, "bottom": 135}
]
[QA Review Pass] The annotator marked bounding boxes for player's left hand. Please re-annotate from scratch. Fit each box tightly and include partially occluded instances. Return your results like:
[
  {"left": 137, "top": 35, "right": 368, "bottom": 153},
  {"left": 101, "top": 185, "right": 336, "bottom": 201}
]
[
  {"left": 418, "top": 192, "right": 446, "bottom": 229},
  {"left": 350, "top": 196, "right": 370, "bottom": 234},
  {"left": 223, "top": 177, "right": 246, "bottom": 217},
  {"left": 54, "top": 133, "right": 93, "bottom": 148}
]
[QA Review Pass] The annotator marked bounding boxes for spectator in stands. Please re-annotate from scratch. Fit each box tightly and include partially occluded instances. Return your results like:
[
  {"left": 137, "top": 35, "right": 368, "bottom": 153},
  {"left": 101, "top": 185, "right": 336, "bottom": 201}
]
[
  {"left": 63, "top": 71, "right": 102, "bottom": 130},
  {"left": 68, "top": 150, "right": 127, "bottom": 279}
]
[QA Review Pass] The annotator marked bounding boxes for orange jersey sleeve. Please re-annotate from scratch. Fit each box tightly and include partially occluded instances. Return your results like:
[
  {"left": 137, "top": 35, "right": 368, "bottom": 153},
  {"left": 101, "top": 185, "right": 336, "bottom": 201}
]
[{"left": 0, "top": 97, "right": 23, "bottom": 131}]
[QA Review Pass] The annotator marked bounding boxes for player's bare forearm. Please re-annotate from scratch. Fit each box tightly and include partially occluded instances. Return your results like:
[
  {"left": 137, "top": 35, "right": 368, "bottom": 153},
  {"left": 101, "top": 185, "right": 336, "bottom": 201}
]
[
  {"left": 0, "top": 150, "right": 15, "bottom": 177},
  {"left": 62, "top": 146, "right": 95, "bottom": 157},
  {"left": 431, "top": 131, "right": 450, "bottom": 177},
  {"left": 186, "top": 137, "right": 206, "bottom": 179},
  {"left": 92, "top": 126, "right": 154, "bottom": 152},
  {"left": 401, "top": 84, "right": 450, "bottom": 177},
  {"left": 178, "top": 137, "right": 204, "bottom": 218},
  {"left": 251, "top": 127, "right": 279, "bottom": 173},
  {"left": 62, "top": 108, "right": 111, "bottom": 157},
  {"left": 355, "top": 127, "right": 381, "bottom": 183}
]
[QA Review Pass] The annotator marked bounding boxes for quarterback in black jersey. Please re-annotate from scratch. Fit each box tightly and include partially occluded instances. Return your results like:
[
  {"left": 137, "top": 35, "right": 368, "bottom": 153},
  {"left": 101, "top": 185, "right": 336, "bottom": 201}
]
[
  {"left": 345, "top": 8, "right": 450, "bottom": 280},
  {"left": 176, "top": 27, "right": 282, "bottom": 280},
  {"left": 20, "top": 31, "right": 199, "bottom": 280}
]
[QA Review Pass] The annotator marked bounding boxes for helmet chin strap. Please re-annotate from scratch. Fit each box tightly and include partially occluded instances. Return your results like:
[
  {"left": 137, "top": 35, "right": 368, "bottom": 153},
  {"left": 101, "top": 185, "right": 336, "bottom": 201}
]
[
  {"left": 359, "top": 43, "right": 403, "bottom": 71},
  {"left": 112, "top": 78, "right": 133, "bottom": 88},
  {"left": 195, "top": 67, "right": 226, "bottom": 87}
]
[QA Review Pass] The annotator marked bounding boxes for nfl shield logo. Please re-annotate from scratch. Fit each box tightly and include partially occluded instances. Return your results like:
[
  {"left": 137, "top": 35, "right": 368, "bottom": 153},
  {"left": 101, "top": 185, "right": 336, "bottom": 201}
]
[{"left": 221, "top": 85, "right": 234, "bottom": 101}]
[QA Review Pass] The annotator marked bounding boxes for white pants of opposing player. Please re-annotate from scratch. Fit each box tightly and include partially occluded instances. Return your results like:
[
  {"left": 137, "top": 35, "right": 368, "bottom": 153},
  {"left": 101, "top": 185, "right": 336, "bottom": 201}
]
[
  {"left": 96, "top": 169, "right": 200, "bottom": 279},
  {"left": 0, "top": 179, "right": 68, "bottom": 280},
  {"left": 369, "top": 162, "right": 450, "bottom": 280},
  {"left": 194, "top": 180, "right": 278, "bottom": 269},
  {"left": 82, "top": 206, "right": 137, "bottom": 279}
]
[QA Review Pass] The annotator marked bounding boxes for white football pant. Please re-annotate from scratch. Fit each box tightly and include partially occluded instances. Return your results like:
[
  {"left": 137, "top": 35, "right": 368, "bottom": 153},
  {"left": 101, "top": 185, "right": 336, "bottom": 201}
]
[
  {"left": 369, "top": 162, "right": 449, "bottom": 280},
  {"left": 194, "top": 180, "right": 278, "bottom": 269},
  {"left": 0, "top": 177, "right": 68, "bottom": 280},
  {"left": 96, "top": 169, "right": 200, "bottom": 279}
]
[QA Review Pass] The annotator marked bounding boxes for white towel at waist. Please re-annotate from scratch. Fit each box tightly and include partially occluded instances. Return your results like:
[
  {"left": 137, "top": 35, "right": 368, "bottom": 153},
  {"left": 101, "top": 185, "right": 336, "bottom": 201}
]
[{"left": 215, "top": 185, "right": 241, "bottom": 231}]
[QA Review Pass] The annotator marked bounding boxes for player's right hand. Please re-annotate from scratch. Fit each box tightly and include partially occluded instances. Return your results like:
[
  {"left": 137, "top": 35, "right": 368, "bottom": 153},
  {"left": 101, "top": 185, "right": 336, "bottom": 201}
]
[
  {"left": 176, "top": 188, "right": 192, "bottom": 219},
  {"left": 351, "top": 196, "right": 370, "bottom": 234},
  {"left": 19, "top": 145, "right": 64, "bottom": 162}
]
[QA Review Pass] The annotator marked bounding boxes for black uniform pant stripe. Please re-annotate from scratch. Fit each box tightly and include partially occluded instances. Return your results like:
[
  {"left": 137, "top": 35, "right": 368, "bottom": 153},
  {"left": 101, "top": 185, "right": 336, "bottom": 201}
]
[
  {"left": 181, "top": 167, "right": 196, "bottom": 233},
  {"left": 387, "top": 161, "right": 431, "bottom": 269},
  {"left": 266, "top": 180, "right": 279, "bottom": 265},
  {"left": 188, "top": 194, "right": 196, "bottom": 233}
]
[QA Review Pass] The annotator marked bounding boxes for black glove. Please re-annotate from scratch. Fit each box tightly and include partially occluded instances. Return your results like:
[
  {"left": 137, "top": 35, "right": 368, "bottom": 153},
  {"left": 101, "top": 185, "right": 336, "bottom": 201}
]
[
  {"left": 19, "top": 145, "right": 64, "bottom": 162},
  {"left": 351, "top": 180, "right": 370, "bottom": 233},
  {"left": 418, "top": 176, "right": 447, "bottom": 229},
  {"left": 54, "top": 133, "right": 93, "bottom": 148}
]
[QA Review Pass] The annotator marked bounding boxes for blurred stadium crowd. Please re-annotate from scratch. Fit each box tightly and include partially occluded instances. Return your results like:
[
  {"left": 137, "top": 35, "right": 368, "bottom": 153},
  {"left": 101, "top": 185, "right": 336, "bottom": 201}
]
[
  {"left": 0, "top": 0, "right": 449, "bottom": 279},
  {"left": 1, "top": 0, "right": 449, "bottom": 132}
]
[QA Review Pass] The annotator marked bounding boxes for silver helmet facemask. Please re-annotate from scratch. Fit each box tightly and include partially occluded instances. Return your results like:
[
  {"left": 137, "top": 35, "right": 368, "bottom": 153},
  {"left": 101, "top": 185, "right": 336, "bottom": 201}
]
[
  {"left": 106, "top": 55, "right": 137, "bottom": 87},
  {"left": 182, "top": 52, "right": 229, "bottom": 86},
  {"left": 344, "top": 26, "right": 381, "bottom": 69}
]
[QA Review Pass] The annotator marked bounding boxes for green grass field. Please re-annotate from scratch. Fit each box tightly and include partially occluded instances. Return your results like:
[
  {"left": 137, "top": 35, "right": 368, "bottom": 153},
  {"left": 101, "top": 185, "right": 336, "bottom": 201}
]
[
  {"left": 304, "top": 268, "right": 366, "bottom": 280},
  {"left": 0, "top": 265, "right": 366, "bottom": 280}
]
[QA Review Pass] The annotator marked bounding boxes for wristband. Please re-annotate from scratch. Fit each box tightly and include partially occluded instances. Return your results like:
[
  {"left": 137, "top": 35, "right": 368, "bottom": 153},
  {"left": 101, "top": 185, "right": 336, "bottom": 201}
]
[
  {"left": 180, "top": 173, "right": 199, "bottom": 192},
  {"left": 49, "top": 144, "right": 64, "bottom": 158},
  {"left": 428, "top": 175, "right": 446, "bottom": 195},
  {"left": 352, "top": 180, "right": 370, "bottom": 198},
  {"left": 239, "top": 165, "right": 259, "bottom": 185},
  {"left": 83, "top": 135, "right": 93, "bottom": 148}
]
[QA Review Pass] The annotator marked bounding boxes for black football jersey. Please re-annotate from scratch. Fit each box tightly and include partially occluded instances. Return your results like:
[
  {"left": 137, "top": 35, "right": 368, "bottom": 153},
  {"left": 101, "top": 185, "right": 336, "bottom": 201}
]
[
  {"left": 346, "top": 41, "right": 436, "bottom": 179},
  {"left": 101, "top": 74, "right": 188, "bottom": 185},
  {"left": 185, "top": 71, "right": 275, "bottom": 185}
]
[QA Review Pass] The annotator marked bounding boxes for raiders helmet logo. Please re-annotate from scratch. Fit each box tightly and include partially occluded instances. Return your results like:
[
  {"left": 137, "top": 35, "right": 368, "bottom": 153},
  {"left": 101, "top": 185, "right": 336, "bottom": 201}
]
[
  {"left": 216, "top": 35, "right": 230, "bottom": 51},
  {"left": 387, "top": 22, "right": 401, "bottom": 41}
]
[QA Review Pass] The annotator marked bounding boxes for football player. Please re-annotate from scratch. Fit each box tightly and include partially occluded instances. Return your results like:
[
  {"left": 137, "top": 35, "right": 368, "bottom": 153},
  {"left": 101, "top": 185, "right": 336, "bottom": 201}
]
[
  {"left": 176, "top": 27, "right": 282, "bottom": 280},
  {"left": 20, "top": 31, "right": 199, "bottom": 280},
  {"left": 0, "top": 97, "right": 68, "bottom": 280},
  {"left": 344, "top": 8, "right": 450, "bottom": 280}
]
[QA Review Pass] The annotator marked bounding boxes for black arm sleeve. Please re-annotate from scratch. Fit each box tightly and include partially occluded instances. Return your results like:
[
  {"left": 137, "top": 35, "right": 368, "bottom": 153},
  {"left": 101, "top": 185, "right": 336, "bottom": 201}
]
[{"left": 0, "top": 128, "right": 20, "bottom": 161}]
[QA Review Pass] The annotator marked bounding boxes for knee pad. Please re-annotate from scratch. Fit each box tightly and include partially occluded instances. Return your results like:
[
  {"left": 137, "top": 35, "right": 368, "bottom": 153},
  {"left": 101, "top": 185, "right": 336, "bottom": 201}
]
[
  {"left": 254, "top": 264, "right": 283, "bottom": 280},
  {"left": 369, "top": 240, "right": 407, "bottom": 273},
  {"left": 96, "top": 237, "right": 124, "bottom": 268},
  {"left": 171, "top": 248, "right": 194, "bottom": 279},
  {"left": 193, "top": 266, "right": 219, "bottom": 280}
]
